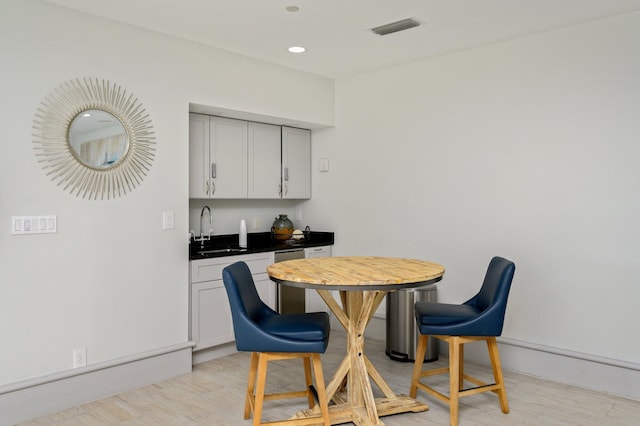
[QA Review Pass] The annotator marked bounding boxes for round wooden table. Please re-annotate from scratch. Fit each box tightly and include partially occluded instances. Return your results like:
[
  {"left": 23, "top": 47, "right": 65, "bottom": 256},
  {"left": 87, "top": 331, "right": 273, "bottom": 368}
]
[{"left": 268, "top": 256, "right": 445, "bottom": 426}]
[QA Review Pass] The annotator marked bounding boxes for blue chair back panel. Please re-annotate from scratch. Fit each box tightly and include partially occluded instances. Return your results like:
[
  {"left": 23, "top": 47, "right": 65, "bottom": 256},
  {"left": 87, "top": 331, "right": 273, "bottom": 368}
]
[
  {"left": 416, "top": 256, "right": 515, "bottom": 337},
  {"left": 222, "top": 261, "right": 329, "bottom": 353}
]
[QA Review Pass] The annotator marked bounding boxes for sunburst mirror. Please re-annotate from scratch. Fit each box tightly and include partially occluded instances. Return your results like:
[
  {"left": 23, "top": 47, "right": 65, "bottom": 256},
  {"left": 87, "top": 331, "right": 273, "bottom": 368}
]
[{"left": 33, "top": 78, "right": 156, "bottom": 200}]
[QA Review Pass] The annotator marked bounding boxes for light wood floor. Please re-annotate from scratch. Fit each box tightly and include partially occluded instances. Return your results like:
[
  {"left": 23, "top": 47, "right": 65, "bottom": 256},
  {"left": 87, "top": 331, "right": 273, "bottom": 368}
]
[{"left": 20, "top": 331, "right": 640, "bottom": 425}]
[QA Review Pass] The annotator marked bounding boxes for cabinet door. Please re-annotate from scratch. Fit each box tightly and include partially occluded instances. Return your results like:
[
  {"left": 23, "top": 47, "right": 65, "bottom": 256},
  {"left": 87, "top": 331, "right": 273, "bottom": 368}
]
[
  {"left": 282, "top": 127, "right": 311, "bottom": 199},
  {"left": 190, "top": 252, "right": 275, "bottom": 351},
  {"left": 304, "top": 246, "right": 332, "bottom": 313},
  {"left": 210, "top": 117, "right": 248, "bottom": 198},
  {"left": 189, "top": 113, "right": 211, "bottom": 198},
  {"left": 248, "top": 122, "right": 282, "bottom": 198},
  {"left": 191, "top": 281, "right": 234, "bottom": 350}
]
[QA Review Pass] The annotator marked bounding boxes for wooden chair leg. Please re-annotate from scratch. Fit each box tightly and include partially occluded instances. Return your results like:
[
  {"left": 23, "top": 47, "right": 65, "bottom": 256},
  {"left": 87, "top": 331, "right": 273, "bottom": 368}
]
[
  {"left": 303, "top": 356, "right": 315, "bottom": 409},
  {"left": 458, "top": 343, "right": 465, "bottom": 391},
  {"left": 411, "top": 335, "right": 508, "bottom": 426},
  {"left": 487, "top": 337, "right": 509, "bottom": 414},
  {"left": 449, "top": 337, "right": 461, "bottom": 426},
  {"left": 410, "top": 333, "right": 429, "bottom": 398},
  {"left": 252, "top": 353, "right": 269, "bottom": 426},
  {"left": 245, "top": 352, "right": 259, "bottom": 419},
  {"left": 242, "top": 352, "right": 331, "bottom": 426},
  {"left": 311, "top": 353, "right": 331, "bottom": 426}
]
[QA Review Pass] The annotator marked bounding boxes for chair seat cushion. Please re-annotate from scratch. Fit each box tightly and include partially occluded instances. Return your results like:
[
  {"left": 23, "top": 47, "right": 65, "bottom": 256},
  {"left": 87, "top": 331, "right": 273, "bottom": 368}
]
[
  {"left": 259, "top": 312, "right": 330, "bottom": 342},
  {"left": 416, "top": 302, "right": 481, "bottom": 325}
]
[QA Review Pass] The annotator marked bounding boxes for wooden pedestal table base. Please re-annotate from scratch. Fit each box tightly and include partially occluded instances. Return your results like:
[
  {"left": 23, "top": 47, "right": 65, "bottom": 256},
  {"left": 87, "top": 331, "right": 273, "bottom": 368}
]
[{"left": 267, "top": 256, "right": 445, "bottom": 426}]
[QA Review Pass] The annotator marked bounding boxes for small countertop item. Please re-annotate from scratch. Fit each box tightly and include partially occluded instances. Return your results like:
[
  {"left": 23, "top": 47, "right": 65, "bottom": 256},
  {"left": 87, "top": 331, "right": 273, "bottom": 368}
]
[
  {"left": 267, "top": 256, "right": 445, "bottom": 426},
  {"left": 239, "top": 219, "right": 247, "bottom": 248},
  {"left": 271, "top": 214, "right": 294, "bottom": 240}
]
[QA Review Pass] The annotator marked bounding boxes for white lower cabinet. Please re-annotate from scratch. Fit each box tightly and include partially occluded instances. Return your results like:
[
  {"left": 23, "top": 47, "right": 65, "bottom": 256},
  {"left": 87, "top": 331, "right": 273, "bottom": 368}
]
[
  {"left": 191, "top": 281, "right": 233, "bottom": 350},
  {"left": 189, "top": 248, "right": 334, "bottom": 351},
  {"left": 304, "top": 246, "right": 333, "bottom": 313},
  {"left": 190, "top": 252, "right": 276, "bottom": 351}
]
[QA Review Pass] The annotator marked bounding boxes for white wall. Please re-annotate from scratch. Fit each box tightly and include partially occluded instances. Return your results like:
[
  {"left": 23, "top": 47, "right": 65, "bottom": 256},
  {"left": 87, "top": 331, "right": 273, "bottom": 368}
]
[
  {"left": 303, "top": 11, "right": 640, "bottom": 366},
  {"left": 3, "top": 0, "right": 640, "bottom": 412},
  {"left": 0, "top": 0, "right": 333, "bottom": 387}
]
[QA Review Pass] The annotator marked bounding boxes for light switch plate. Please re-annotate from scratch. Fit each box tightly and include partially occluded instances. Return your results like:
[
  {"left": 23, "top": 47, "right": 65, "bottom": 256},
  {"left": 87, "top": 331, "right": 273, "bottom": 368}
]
[
  {"left": 12, "top": 215, "right": 57, "bottom": 235},
  {"left": 162, "top": 211, "right": 175, "bottom": 230},
  {"left": 318, "top": 158, "right": 329, "bottom": 172}
]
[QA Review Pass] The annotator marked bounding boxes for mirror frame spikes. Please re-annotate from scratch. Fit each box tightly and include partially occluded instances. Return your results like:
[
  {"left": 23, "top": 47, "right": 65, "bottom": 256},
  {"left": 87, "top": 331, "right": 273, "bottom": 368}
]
[{"left": 32, "top": 77, "right": 156, "bottom": 200}]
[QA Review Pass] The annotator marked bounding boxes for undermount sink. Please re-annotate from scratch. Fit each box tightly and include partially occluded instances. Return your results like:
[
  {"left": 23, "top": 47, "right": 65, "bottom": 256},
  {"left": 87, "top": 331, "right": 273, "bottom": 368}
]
[{"left": 198, "top": 248, "right": 248, "bottom": 255}]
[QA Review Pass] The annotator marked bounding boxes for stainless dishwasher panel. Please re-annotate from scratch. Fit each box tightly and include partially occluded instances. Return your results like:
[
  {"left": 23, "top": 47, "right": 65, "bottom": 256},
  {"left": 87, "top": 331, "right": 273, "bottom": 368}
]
[{"left": 274, "top": 248, "right": 305, "bottom": 314}]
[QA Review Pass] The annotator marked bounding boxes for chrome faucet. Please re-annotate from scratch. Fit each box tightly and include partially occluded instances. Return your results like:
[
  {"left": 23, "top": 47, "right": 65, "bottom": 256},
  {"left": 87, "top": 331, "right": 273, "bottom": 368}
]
[
  {"left": 197, "top": 205, "right": 212, "bottom": 248},
  {"left": 200, "top": 206, "right": 212, "bottom": 237}
]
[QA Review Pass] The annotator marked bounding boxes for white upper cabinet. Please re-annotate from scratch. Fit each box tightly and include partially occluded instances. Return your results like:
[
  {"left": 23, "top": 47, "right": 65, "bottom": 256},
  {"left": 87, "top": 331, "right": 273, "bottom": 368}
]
[
  {"left": 282, "top": 126, "right": 311, "bottom": 199},
  {"left": 189, "top": 113, "right": 210, "bottom": 198},
  {"left": 248, "top": 122, "right": 282, "bottom": 198},
  {"left": 189, "top": 114, "right": 248, "bottom": 199},
  {"left": 190, "top": 114, "right": 310, "bottom": 200},
  {"left": 210, "top": 117, "right": 248, "bottom": 198}
]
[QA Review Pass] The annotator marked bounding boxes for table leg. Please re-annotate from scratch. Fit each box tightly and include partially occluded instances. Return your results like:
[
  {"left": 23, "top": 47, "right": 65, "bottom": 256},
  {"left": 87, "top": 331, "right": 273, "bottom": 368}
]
[
  {"left": 301, "top": 289, "right": 427, "bottom": 426},
  {"left": 347, "top": 291, "right": 380, "bottom": 424}
]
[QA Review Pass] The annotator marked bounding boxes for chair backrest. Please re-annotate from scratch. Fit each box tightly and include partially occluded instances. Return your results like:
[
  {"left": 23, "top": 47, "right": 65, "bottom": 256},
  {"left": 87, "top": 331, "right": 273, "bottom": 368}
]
[
  {"left": 463, "top": 256, "right": 515, "bottom": 335},
  {"left": 222, "top": 261, "right": 277, "bottom": 350}
]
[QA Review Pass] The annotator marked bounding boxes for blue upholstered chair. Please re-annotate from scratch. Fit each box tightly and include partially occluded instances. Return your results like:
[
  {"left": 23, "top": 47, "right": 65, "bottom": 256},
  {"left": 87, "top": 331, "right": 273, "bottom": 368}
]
[
  {"left": 409, "top": 256, "right": 515, "bottom": 426},
  {"left": 222, "top": 261, "right": 331, "bottom": 426}
]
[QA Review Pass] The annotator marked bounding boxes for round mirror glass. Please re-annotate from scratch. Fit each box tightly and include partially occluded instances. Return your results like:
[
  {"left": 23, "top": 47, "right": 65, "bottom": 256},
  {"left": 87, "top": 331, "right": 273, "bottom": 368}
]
[{"left": 68, "top": 109, "right": 128, "bottom": 169}]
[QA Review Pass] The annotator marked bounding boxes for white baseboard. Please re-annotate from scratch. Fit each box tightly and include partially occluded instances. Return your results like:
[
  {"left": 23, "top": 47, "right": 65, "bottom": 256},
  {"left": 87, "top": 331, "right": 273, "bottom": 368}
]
[
  {"left": 494, "top": 337, "right": 640, "bottom": 401},
  {"left": 192, "top": 342, "right": 238, "bottom": 365},
  {"left": 365, "top": 316, "right": 640, "bottom": 401},
  {"left": 0, "top": 342, "right": 194, "bottom": 425}
]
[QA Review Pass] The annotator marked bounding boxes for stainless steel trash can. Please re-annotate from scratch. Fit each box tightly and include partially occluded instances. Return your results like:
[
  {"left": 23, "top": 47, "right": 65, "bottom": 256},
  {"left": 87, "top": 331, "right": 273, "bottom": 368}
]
[{"left": 386, "top": 284, "right": 438, "bottom": 362}]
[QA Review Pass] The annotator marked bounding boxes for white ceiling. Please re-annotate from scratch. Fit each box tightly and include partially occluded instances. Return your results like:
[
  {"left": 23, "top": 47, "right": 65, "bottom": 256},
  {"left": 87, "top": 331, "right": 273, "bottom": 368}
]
[{"left": 42, "top": 0, "right": 640, "bottom": 78}]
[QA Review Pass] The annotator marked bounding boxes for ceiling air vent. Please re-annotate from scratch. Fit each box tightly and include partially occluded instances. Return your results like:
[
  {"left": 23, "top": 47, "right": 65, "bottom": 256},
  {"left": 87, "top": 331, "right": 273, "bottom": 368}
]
[{"left": 371, "top": 18, "right": 420, "bottom": 36}]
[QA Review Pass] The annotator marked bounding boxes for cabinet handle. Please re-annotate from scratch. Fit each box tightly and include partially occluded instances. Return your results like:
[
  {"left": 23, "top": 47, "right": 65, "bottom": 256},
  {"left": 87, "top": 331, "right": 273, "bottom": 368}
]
[
  {"left": 284, "top": 183, "right": 288, "bottom": 196},
  {"left": 211, "top": 163, "right": 216, "bottom": 178},
  {"left": 205, "top": 180, "right": 209, "bottom": 195},
  {"left": 211, "top": 180, "right": 215, "bottom": 195},
  {"left": 283, "top": 167, "right": 289, "bottom": 181},
  {"left": 278, "top": 183, "right": 282, "bottom": 197}
]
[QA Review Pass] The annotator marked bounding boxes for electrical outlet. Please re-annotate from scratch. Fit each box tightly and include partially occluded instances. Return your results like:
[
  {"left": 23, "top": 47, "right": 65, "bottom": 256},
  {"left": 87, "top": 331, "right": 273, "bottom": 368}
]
[
  {"left": 253, "top": 218, "right": 260, "bottom": 230},
  {"left": 73, "top": 347, "right": 87, "bottom": 368}
]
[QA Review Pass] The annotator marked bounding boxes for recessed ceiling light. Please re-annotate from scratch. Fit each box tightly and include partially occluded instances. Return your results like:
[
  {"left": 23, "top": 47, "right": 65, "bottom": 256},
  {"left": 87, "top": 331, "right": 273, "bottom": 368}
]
[
  {"left": 288, "top": 46, "right": 306, "bottom": 53},
  {"left": 286, "top": 6, "right": 299, "bottom": 12}
]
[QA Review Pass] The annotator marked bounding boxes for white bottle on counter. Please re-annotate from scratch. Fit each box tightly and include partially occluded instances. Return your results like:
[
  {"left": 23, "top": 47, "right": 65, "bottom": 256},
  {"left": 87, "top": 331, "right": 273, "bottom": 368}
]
[{"left": 239, "top": 219, "right": 247, "bottom": 248}]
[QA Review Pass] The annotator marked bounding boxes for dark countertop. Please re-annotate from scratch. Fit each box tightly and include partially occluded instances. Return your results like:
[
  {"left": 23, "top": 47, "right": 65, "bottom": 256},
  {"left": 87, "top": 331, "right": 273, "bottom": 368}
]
[{"left": 189, "top": 231, "right": 334, "bottom": 260}]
